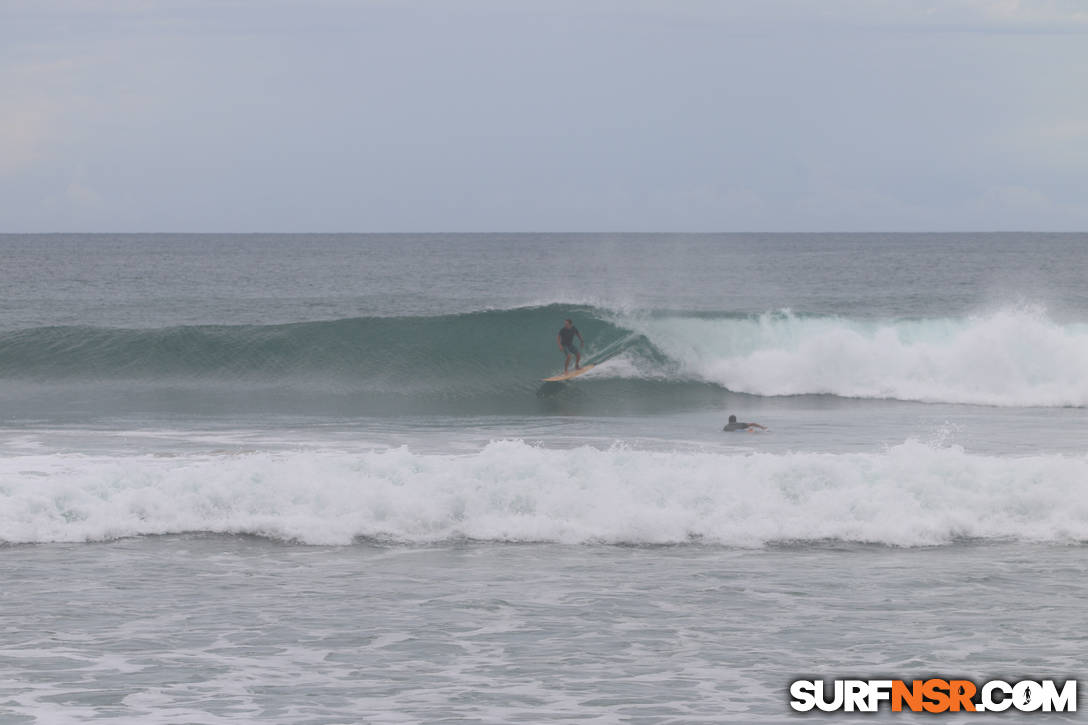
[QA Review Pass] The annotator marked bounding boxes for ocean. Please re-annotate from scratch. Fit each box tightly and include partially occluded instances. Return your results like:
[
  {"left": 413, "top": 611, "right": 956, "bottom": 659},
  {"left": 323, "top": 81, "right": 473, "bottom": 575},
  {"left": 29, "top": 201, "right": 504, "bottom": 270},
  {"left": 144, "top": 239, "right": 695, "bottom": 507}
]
[{"left": 1, "top": 233, "right": 1085, "bottom": 723}]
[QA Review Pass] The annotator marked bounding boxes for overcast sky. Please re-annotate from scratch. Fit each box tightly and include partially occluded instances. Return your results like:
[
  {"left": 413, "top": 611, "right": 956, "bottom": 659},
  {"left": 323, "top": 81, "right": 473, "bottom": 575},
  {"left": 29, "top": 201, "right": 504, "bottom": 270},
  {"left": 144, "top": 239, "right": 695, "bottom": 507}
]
[{"left": 2, "top": 0, "right": 1086, "bottom": 232}]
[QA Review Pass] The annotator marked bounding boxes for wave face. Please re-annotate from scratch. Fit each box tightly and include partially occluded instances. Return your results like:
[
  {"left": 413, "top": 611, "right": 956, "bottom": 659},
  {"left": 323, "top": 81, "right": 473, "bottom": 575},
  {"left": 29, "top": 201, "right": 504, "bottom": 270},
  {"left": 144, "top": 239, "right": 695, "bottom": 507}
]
[
  {"left": 1, "top": 304, "right": 1085, "bottom": 410},
  {"left": 0, "top": 305, "right": 645, "bottom": 389},
  {"left": 4, "top": 440, "right": 1087, "bottom": 546}
]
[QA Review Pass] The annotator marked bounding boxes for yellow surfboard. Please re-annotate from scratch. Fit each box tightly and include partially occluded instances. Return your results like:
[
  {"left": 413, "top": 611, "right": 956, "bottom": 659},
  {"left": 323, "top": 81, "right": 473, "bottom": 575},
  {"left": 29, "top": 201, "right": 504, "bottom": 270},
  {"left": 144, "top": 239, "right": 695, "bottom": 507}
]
[{"left": 541, "top": 363, "right": 597, "bottom": 382}]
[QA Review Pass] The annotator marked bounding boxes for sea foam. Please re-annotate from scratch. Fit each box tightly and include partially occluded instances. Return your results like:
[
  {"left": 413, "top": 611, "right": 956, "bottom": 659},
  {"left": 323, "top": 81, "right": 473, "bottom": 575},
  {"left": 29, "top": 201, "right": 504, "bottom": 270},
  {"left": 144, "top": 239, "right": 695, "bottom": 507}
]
[{"left": 3, "top": 440, "right": 1086, "bottom": 547}]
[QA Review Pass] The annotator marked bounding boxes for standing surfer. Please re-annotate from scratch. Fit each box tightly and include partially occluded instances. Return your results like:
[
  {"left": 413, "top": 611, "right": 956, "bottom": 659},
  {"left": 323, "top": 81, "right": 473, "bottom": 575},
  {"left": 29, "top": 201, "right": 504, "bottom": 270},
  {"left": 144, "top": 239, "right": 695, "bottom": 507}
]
[{"left": 557, "top": 319, "right": 584, "bottom": 372}]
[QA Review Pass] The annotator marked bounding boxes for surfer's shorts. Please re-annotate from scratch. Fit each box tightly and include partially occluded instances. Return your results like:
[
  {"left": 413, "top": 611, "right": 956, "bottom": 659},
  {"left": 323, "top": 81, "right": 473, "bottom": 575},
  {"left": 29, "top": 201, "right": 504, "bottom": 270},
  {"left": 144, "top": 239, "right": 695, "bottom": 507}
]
[{"left": 562, "top": 343, "right": 578, "bottom": 355}]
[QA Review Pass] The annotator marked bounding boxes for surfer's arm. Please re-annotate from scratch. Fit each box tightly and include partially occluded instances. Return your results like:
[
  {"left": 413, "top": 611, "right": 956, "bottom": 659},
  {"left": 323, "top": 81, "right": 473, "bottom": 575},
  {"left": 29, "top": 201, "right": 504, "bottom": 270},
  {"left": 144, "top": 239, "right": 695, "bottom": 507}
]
[
  {"left": 749, "top": 423, "right": 767, "bottom": 430},
  {"left": 575, "top": 331, "right": 584, "bottom": 345},
  {"left": 557, "top": 334, "right": 563, "bottom": 350}
]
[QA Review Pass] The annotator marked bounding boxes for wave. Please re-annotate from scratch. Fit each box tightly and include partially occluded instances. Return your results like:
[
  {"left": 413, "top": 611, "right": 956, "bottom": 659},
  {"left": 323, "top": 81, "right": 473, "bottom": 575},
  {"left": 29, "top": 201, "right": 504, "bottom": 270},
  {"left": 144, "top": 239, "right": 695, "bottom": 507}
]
[
  {"left": 1, "top": 304, "right": 1085, "bottom": 410},
  {"left": 3, "top": 440, "right": 1087, "bottom": 546},
  {"left": 0, "top": 304, "right": 643, "bottom": 389}
]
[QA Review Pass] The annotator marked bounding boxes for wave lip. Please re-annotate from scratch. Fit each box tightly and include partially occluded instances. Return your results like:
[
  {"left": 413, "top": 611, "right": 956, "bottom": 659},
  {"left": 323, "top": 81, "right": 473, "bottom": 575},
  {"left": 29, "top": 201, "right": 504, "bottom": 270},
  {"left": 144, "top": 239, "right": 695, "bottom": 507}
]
[{"left": 4, "top": 440, "right": 1088, "bottom": 547}]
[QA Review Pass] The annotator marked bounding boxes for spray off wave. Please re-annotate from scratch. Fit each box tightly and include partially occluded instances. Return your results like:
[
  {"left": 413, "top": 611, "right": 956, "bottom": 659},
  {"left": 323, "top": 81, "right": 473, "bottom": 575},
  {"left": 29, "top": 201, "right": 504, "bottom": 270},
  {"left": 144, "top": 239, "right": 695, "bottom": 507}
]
[{"left": 4, "top": 440, "right": 1088, "bottom": 547}]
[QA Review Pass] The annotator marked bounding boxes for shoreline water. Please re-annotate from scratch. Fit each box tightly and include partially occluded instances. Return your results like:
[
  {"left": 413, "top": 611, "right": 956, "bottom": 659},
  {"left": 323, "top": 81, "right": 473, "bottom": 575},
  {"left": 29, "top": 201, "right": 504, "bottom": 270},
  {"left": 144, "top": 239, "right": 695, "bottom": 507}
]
[{"left": 3, "top": 535, "right": 1085, "bottom": 723}]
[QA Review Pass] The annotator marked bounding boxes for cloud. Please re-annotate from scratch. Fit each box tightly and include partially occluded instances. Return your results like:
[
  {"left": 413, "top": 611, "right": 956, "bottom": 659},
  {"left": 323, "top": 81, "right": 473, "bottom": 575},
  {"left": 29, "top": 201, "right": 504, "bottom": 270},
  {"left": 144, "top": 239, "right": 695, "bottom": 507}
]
[
  {"left": 0, "top": 57, "right": 81, "bottom": 177},
  {"left": 1, "top": 0, "right": 1086, "bottom": 231},
  {"left": 0, "top": 104, "right": 54, "bottom": 176},
  {"left": 960, "top": 0, "right": 1088, "bottom": 25},
  {"left": 1040, "top": 119, "right": 1088, "bottom": 142}
]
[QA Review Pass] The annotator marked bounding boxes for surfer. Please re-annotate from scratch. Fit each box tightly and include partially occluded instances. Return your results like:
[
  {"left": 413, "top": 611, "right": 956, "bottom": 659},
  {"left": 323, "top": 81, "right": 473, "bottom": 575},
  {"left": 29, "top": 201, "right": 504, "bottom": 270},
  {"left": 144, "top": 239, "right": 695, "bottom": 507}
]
[
  {"left": 722, "top": 414, "right": 767, "bottom": 432},
  {"left": 557, "top": 319, "right": 584, "bottom": 372}
]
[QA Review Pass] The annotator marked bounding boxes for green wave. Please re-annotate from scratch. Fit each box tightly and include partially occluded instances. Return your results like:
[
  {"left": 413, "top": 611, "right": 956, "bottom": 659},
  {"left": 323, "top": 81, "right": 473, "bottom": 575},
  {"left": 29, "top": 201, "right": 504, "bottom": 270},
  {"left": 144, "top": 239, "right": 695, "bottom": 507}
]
[
  {"left": 0, "top": 305, "right": 732, "bottom": 417},
  {"left": 0, "top": 304, "right": 654, "bottom": 386}
]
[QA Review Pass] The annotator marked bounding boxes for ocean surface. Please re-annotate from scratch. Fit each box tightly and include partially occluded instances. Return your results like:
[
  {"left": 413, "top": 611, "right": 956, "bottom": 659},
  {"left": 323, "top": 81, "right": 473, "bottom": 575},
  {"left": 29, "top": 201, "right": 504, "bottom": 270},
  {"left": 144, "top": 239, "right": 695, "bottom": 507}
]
[{"left": 1, "top": 233, "right": 1086, "bottom": 723}]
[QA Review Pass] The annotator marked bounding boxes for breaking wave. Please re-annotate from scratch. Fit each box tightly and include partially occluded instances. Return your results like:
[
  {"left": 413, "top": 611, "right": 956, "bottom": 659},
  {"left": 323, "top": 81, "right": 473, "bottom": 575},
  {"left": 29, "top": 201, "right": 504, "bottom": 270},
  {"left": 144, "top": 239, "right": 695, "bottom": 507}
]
[
  {"left": 3, "top": 440, "right": 1087, "bottom": 547},
  {"left": 0, "top": 303, "right": 1084, "bottom": 411}
]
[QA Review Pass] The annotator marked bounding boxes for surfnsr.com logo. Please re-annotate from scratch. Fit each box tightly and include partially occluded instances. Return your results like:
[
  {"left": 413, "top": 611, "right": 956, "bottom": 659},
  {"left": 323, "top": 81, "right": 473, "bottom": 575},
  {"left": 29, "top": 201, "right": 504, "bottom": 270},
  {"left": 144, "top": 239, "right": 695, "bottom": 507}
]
[{"left": 789, "top": 679, "right": 1077, "bottom": 713}]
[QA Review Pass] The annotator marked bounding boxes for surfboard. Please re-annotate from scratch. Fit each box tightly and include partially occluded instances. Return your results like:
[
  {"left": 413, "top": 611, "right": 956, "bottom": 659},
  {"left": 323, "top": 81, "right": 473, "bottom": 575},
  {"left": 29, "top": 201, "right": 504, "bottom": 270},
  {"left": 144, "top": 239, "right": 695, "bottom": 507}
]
[{"left": 541, "top": 363, "right": 597, "bottom": 382}]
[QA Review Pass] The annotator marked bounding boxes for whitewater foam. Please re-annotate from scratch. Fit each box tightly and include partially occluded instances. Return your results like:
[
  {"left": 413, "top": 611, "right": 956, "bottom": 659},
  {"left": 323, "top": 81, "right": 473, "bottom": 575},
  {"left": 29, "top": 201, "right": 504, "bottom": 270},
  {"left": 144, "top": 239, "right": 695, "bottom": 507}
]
[
  {"left": 4, "top": 440, "right": 1086, "bottom": 547},
  {"left": 615, "top": 306, "right": 1088, "bottom": 407}
]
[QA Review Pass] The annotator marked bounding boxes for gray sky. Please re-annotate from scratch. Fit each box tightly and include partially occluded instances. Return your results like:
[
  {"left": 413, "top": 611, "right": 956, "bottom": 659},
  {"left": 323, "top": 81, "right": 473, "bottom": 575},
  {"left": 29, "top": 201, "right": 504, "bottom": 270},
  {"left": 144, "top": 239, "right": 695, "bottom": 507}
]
[{"left": 2, "top": 0, "right": 1086, "bottom": 232}]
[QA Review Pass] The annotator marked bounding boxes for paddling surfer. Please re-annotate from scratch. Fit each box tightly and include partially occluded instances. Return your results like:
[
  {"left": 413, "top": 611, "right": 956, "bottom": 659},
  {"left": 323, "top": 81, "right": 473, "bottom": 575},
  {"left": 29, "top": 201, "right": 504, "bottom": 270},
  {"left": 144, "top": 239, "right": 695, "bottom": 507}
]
[
  {"left": 722, "top": 414, "right": 767, "bottom": 432},
  {"left": 557, "top": 319, "right": 584, "bottom": 372}
]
